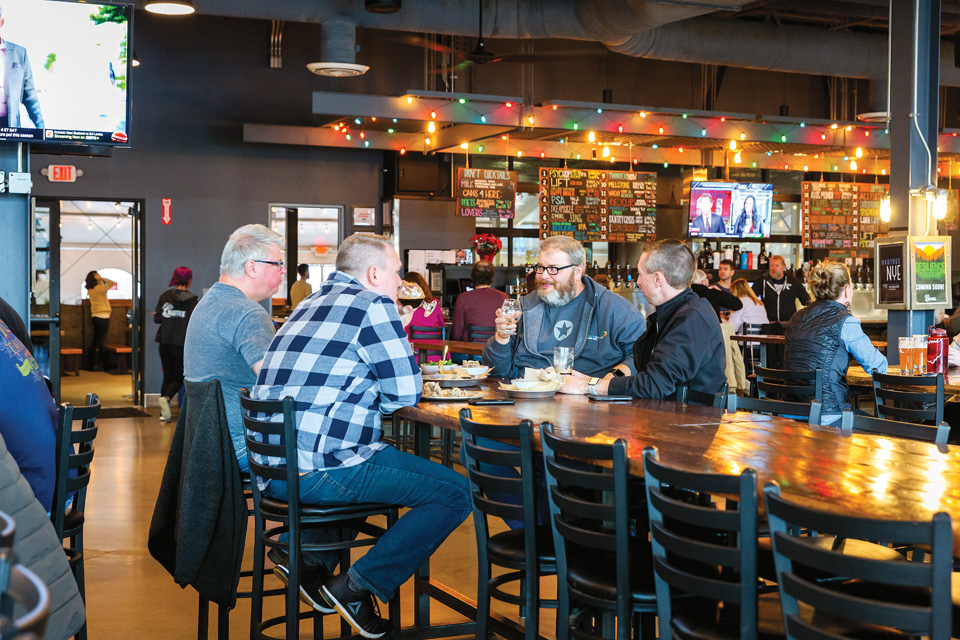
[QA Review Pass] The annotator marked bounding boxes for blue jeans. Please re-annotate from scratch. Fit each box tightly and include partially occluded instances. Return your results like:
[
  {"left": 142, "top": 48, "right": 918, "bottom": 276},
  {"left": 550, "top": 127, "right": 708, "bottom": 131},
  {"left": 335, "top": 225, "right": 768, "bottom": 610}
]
[{"left": 265, "top": 445, "right": 470, "bottom": 602}]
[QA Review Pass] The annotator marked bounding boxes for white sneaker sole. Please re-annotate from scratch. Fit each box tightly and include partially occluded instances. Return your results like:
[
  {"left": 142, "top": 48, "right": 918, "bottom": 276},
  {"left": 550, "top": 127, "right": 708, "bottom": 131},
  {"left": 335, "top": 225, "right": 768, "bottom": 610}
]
[
  {"left": 321, "top": 585, "right": 388, "bottom": 639},
  {"left": 272, "top": 566, "right": 335, "bottom": 614}
]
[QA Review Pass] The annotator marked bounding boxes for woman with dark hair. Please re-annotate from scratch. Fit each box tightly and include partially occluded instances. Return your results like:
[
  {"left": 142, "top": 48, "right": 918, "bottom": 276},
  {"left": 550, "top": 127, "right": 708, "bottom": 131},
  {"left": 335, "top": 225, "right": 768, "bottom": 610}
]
[
  {"left": 785, "top": 261, "right": 886, "bottom": 426},
  {"left": 732, "top": 195, "right": 766, "bottom": 237},
  {"left": 154, "top": 266, "right": 198, "bottom": 421},
  {"left": 403, "top": 271, "right": 445, "bottom": 362},
  {"left": 85, "top": 270, "right": 115, "bottom": 371}
]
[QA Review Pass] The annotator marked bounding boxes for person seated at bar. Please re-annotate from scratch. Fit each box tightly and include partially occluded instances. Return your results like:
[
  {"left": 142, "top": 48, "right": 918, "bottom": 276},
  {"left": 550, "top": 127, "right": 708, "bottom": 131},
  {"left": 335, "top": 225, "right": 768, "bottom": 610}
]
[
  {"left": 0, "top": 319, "right": 56, "bottom": 512},
  {"left": 253, "top": 233, "right": 470, "bottom": 638},
  {"left": 783, "top": 260, "right": 886, "bottom": 426},
  {"left": 560, "top": 239, "right": 725, "bottom": 399},
  {"left": 403, "top": 270, "right": 445, "bottom": 362},
  {"left": 728, "top": 278, "right": 769, "bottom": 334},
  {"left": 451, "top": 260, "right": 507, "bottom": 342},
  {"left": 483, "top": 235, "right": 645, "bottom": 379},
  {"left": 183, "top": 223, "right": 284, "bottom": 471},
  {"left": 691, "top": 269, "right": 742, "bottom": 320}
]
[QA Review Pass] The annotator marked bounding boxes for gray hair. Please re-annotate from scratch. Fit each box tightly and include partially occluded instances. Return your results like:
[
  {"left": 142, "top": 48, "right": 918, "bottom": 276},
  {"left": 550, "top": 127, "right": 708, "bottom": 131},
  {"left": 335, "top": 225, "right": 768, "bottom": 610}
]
[
  {"left": 219, "top": 224, "right": 284, "bottom": 278},
  {"left": 539, "top": 235, "right": 586, "bottom": 267},
  {"left": 642, "top": 239, "right": 696, "bottom": 289},
  {"left": 336, "top": 232, "right": 394, "bottom": 277}
]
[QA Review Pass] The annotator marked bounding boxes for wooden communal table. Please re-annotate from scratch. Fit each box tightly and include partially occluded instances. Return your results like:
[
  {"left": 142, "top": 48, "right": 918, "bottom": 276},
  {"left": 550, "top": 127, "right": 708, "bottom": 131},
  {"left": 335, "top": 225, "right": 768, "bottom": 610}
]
[
  {"left": 410, "top": 339, "right": 484, "bottom": 363},
  {"left": 730, "top": 334, "right": 886, "bottom": 367},
  {"left": 846, "top": 365, "right": 960, "bottom": 395},
  {"left": 395, "top": 380, "right": 960, "bottom": 638}
]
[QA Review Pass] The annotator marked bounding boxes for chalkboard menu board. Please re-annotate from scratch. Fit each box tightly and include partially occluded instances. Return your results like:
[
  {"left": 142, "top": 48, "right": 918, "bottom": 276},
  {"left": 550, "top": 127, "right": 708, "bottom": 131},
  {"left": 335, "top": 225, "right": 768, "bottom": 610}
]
[
  {"left": 876, "top": 240, "right": 905, "bottom": 307},
  {"left": 801, "top": 181, "right": 889, "bottom": 251},
  {"left": 538, "top": 168, "right": 657, "bottom": 242},
  {"left": 456, "top": 168, "right": 517, "bottom": 218}
]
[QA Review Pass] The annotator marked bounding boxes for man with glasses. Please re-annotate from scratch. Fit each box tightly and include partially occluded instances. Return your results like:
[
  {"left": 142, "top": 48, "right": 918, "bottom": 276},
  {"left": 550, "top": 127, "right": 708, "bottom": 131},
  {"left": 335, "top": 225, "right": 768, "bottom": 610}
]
[
  {"left": 483, "top": 235, "right": 645, "bottom": 380},
  {"left": 252, "top": 233, "right": 469, "bottom": 637},
  {"left": 183, "top": 223, "right": 285, "bottom": 470}
]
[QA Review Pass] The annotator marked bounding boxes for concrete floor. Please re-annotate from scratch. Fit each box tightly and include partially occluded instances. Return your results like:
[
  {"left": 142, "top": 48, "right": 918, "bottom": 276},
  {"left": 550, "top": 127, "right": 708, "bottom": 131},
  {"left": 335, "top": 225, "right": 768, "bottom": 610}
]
[{"left": 80, "top": 407, "right": 558, "bottom": 639}]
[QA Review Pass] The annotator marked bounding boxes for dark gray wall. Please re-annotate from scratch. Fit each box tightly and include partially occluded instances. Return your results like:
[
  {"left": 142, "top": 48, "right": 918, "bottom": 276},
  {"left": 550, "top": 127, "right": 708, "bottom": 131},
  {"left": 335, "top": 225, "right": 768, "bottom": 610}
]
[{"left": 27, "top": 12, "right": 851, "bottom": 395}]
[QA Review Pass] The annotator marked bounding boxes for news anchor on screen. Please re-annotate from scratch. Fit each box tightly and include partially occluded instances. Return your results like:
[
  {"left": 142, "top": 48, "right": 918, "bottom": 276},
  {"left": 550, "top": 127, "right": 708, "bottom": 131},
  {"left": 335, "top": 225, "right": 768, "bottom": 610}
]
[
  {"left": 690, "top": 193, "right": 726, "bottom": 234},
  {"left": 0, "top": 6, "right": 44, "bottom": 129}
]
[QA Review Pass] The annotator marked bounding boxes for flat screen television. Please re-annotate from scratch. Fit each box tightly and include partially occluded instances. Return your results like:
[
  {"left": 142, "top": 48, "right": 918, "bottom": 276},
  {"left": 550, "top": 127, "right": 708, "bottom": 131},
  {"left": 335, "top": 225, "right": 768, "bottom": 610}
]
[
  {"left": 0, "top": 1, "right": 131, "bottom": 146},
  {"left": 687, "top": 181, "right": 773, "bottom": 239}
]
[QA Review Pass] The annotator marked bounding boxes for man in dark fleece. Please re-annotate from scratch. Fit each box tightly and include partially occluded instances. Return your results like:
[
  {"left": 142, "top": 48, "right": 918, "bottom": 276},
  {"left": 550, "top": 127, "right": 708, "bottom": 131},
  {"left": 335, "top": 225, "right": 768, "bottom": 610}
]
[{"left": 560, "top": 239, "right": 725, "bottom": 399}]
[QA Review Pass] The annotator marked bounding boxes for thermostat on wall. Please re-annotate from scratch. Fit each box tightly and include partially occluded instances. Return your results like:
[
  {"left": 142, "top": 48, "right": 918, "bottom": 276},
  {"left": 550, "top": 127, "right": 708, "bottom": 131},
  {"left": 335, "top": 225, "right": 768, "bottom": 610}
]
[{"left": 7, "top": 172, "right": 31, "bottom": 193}]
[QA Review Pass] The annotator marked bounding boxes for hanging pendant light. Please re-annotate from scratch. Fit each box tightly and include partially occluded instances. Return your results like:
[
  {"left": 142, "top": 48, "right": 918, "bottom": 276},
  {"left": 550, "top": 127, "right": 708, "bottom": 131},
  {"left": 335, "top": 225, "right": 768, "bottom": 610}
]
[{"left": 145, "top": 0, "right": 195, "bottom": 16}]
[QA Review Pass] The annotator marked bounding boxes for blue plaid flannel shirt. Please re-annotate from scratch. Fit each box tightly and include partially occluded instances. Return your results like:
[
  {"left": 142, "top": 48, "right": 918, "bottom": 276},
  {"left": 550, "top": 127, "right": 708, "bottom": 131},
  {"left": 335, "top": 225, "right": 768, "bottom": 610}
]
[{"left": 252, "top": 271, "right": 422, "bottom": 477}]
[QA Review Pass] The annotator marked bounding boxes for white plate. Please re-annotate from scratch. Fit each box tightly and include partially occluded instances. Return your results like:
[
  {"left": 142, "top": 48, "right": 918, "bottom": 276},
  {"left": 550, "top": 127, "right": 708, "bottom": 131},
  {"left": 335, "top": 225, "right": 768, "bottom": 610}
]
[
  {"left": 421, "top": 391, "right": 487, "bottom": 402},
  {"left": 504, "top": 387, "right": 560, "bottom": 399}
]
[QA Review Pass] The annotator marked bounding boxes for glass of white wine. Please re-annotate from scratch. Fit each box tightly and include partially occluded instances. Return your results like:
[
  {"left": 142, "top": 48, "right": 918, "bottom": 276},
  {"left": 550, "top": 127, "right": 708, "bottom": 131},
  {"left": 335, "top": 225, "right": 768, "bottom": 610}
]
[{"left": 500, "top": 299, "right": 521, "bottom": 335}]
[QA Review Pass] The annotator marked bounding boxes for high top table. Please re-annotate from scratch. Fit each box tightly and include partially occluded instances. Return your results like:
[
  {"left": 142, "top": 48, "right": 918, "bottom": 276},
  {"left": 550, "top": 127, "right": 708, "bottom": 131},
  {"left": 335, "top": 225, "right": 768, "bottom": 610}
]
[
  {"left": 729, "top": 334, "right": 886, "bottom": 367},
  {"left": 410, "top": 339, "right": 485, "bottom": 363},
  {"left": 394, "top": 380, "right": 960, "bottom": 639}
]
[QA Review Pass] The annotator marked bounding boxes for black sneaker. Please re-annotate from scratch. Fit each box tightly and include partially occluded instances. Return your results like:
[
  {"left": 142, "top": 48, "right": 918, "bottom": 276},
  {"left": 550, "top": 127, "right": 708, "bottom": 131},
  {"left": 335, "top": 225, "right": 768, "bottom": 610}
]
[
  {"left": 267, "top": 547, "right": 335, "bottom": 614},
  {"left": 321, "top": 572, "right": 391, "bottom": 639}
]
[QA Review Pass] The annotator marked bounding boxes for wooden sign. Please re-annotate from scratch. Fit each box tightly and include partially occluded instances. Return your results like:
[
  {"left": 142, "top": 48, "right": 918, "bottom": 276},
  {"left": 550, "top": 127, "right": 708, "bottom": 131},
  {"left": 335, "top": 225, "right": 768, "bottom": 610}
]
[
  {"left": 538, "top": 168, "right": 657, "bottom": 243},
  {"left": 456, "top": 168, "right": 516, "bottom": 218}
]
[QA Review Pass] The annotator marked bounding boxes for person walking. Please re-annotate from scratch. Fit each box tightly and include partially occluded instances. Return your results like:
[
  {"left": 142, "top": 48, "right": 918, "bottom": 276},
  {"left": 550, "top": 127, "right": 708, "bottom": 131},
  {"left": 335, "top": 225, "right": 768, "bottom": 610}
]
[
  {"left": 85, "top": 271, "right": 115, "bottom": 371},
  {"left": 154, "top": 267, "right": 198, "bottom": 422}
]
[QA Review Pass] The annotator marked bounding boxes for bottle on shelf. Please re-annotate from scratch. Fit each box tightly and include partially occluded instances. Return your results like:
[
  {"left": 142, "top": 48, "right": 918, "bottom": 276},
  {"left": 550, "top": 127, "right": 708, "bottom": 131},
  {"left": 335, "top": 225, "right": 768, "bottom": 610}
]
[
  {"left": 701, "top": 240, "right": 713, "bottom": 269},
  {"left": 604, "top": 259, "right": 612, "bottom": 275},
  {"left": 711, "top": 247, "right": 721, "bottom": 270},
  {"left": 732, "top": 245, "right": 741, "bottom": 268},
  {"left": 614, "top": 263, "right": 623, "bottom": 288},
  {"left": 724, "top": 245, "right": 734, "bottom": 262},
  {"left": 744, "top": 250, "right": 753, "bottom": 270},
  {"left": 625, "top": 273, "right": 633, "bottom": 290},
  {"left": 757, "top": 243, "right": 769, "bottom": 270}
]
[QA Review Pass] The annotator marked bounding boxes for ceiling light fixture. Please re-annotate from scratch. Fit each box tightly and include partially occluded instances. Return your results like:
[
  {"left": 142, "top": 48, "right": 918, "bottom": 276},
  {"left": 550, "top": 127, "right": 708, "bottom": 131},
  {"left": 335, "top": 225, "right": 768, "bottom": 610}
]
[
  {"left": 307, "top": 62, "right": 369, "bottom": 78},
  {"left": 145, "top": 0, "right": 195, "bottom": 15}
]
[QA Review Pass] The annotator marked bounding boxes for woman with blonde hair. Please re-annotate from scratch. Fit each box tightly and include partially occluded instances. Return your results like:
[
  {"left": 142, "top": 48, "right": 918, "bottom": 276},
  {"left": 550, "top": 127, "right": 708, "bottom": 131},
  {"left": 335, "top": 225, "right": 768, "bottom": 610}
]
[
  {"left": 728, "top": 278, "right": 768, "bottom": 335},
  {"left": 784, "top": 261, "right": 886, "bottom": 426}
]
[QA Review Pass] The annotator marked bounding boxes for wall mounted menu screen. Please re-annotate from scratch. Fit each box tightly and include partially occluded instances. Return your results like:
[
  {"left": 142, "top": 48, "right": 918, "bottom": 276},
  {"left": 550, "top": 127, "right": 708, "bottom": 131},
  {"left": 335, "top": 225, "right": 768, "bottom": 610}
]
[
  {"left": 877, "top": 240, "right": 904, "bottom": 306},
  {"left": 456, "top": 168, "right": 517, "bottom": 218},
  {"left": 538, "top": 168, "right": 656, "bottom": 242}
]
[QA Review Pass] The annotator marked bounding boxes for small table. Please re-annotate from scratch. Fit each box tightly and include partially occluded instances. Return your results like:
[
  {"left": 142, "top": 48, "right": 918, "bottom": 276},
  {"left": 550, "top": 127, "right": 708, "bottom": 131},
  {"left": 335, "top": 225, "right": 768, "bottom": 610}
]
[
  {"left": 730, "top": 334, "right": 886, "bottom": 368},
  {"left": 410, "top": 339, "right": 484, "bottom": 364},
  {"left": 846, "top": 365, "right": 960, "bottom": 395}
]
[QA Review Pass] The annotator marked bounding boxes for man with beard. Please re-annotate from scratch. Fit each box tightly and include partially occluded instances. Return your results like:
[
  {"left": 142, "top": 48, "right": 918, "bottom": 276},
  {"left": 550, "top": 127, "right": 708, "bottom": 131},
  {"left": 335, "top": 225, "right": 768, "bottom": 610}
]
[{"left": 482, "top": 235, "right": 645, "bottom": 379}]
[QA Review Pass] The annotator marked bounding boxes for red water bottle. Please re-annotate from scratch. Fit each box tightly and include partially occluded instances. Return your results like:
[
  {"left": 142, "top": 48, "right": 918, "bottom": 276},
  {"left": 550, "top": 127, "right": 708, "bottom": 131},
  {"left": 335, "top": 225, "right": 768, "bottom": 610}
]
[{"left": 927, "top": 326, "right": 948, "bottom": 375}]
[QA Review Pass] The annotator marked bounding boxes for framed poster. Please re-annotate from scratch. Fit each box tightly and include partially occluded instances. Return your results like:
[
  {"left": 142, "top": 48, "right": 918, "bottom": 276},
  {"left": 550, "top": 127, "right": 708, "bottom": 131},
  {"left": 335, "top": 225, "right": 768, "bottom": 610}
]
[
  {"left": 353, "top": 206, "right": 376, "bottom": 227},
  {"left": 909, "top": 236, "right": 952, "bottom": 309},
  {"left": 875, "top": 240, "right": 905, "bottom": 308}
]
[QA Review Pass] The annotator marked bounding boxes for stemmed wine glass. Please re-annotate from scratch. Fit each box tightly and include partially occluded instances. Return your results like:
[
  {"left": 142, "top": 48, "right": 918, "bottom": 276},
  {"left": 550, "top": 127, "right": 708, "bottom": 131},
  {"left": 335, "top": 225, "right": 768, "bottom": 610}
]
[{"left": 500, "top": 299, "right": 521, "bottom": 335}]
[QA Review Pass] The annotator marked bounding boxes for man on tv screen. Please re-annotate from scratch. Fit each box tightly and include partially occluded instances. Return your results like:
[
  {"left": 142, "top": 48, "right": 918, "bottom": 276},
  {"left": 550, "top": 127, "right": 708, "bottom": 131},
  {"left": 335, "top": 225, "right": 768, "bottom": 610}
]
[
  {"left": 690, "top": 193, "right": 726, "bottom": 235},
  {"left": 0, "top": 6, "right": 43, "bottom": 129}
]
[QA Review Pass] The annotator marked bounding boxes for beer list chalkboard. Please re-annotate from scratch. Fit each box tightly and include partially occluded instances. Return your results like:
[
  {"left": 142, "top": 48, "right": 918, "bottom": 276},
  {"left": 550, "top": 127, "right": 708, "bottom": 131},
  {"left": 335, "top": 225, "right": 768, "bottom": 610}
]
[
  {"left": 456, "top": 168, "right": 517, "bottom": 218},
  {"left": 801, "top": 181, "right": 889, "bottom": 253},
  {"left": 539, "top": 168, "right": 657, "bottom": 242}
]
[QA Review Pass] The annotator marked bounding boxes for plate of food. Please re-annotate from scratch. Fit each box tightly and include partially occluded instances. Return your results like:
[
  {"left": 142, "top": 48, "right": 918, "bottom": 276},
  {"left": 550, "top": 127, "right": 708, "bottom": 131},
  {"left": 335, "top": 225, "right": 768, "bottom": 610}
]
[
  {"left": 422, "top": 382, "right": 486, "bottom": 401},
  {"left": 420, "top": 360, "right": 455, "bottom": 375},
  {"left": 499, "top": 367, "right": 564, "bottom": 398}
]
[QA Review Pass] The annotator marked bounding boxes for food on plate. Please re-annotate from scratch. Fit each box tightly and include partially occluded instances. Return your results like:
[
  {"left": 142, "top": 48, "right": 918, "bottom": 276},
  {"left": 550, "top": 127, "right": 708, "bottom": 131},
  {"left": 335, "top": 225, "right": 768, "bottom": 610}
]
[
  {"left": 499, "top": 367, "right": 564, "bottom": 391},
  {"left": 423, "top": 382, "right": 468, "bottom": 398}
]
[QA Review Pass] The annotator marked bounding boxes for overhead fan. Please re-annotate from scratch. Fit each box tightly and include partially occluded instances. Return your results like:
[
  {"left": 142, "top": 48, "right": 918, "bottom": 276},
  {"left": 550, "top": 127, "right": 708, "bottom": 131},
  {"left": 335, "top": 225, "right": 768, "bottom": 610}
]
[{"left": 398, "top": 1, "right": 602, "bottom": 74}]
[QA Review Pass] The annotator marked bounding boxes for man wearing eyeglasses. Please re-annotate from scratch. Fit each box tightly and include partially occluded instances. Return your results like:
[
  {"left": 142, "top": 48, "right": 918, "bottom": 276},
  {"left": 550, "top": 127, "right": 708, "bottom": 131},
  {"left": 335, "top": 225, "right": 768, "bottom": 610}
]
[
  {"left": 183, "top": 223, "right": 286, "bottom": 471},
  {"left": 483, "top": 235, "right": 645, "bottom": 380}
]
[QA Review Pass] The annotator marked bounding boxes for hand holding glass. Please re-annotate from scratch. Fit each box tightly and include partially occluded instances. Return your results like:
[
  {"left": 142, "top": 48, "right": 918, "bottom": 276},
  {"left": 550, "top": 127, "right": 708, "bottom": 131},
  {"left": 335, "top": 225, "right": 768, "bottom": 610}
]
[
  {"left": 499, "top": 300, "right": 521, "bottom": 336},
  {"left": 553, "top": 347, "right": 574, "bottom": 374}
]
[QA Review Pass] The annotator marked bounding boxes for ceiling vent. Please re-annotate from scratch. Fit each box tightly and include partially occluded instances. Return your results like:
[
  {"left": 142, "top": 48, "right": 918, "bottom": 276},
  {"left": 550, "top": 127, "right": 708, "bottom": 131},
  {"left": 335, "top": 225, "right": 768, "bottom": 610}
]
[
  {"left": 307, "top": 62, "right": 370, "bottom": 77},
  {"left": 365, "top": 0, "right": 401, "bottom": 14}
]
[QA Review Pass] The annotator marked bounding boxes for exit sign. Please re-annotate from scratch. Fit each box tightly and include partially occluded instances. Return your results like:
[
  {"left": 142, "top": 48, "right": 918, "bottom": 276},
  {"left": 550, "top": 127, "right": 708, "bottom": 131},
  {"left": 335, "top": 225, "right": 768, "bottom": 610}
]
[{"left": 47, "top": 165, "right": 76, "bottom": 182}]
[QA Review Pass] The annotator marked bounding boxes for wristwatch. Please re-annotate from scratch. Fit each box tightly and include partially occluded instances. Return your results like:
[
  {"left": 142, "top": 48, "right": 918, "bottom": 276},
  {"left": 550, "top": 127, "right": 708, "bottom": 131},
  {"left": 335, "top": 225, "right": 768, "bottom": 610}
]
[{"left": 587, "top": 377, "right": 601, "bottom": 396}]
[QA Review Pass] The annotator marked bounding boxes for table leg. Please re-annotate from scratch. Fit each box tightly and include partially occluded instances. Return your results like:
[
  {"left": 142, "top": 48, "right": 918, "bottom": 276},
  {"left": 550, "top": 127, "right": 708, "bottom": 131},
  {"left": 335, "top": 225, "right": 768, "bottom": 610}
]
[
  {"left": 414, "top": 419, "right": 431, "bottom": 630},
  {"left": 760, "top": 344, "right": 768, "bottom": 368}
]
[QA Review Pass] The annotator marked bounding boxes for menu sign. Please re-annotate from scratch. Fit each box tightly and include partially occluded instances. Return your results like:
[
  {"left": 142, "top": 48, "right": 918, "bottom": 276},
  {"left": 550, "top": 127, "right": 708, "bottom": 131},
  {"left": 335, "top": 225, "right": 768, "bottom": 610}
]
[
  {"left": 538, "top": 168, "right": 657, "bottom": 242},
  {"left": 801, "top": 182, "right": 889, "bottom": 252},
  {"left": 456, "top": 168, "right": 517, "bottom": 218},
  {"left": 913, "top": 240, "right": 949, "bottom": 306},
  {"left": 877, "top": 240, "right": 904, "bottom": 306}
]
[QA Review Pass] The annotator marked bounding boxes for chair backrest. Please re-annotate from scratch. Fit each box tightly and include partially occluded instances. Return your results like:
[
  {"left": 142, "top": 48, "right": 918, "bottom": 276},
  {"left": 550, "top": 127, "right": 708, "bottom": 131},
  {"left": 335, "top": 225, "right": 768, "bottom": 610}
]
[
  {"left": 872, "top": 372, "right": 944, "bottom": 425},
  {"left": 458, "top": 409, "right": 541, "bottom": 560},
  {"left": 238, "top": 389, "right": 301, "bottom": 517},
  {"left": 840, "top": 409, "right": 950, "bottom": 447},
  {"left": 756, "top": 366, "right": 823, "bottom": 402},
  {"left": 51, "top": 393, "right": 101, "bottom": 539},
  {"left": 466, "top": 325, "right": 496, "bottom": 343},
  {"left": 540, "top": 422, "right": 632, "bottom": 610},
  {"left": 0, "top": 510, "right": 50, "bottom": 638},
  {"left": 727, "top": 394, "right": 823, "bottom": 425},
  {"left": 673, "top": 383, "right": 728, "bottom": 409},
  {"left": 410, "top": 325, "right": 444, "bottom": 340},
  {"left": 643, "top": 448, "right": 759, "bottom": 640},
  {"left": 763, "top": 483, "right": 953, "bottom": 640}
]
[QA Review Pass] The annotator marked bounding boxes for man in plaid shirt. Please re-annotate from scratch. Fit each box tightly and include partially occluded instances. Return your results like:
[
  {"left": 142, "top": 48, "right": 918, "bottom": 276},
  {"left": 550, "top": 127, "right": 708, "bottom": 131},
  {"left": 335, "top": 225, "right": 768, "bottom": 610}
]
[{"left": 253, "top": 233, "right": 469, "bottom": 638}]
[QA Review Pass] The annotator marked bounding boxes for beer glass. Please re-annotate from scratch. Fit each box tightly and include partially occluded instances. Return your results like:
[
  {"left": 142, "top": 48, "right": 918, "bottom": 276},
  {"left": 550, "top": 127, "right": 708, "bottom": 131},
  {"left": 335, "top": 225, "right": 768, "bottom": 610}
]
[{"left": 553, "top": 346, "right": 574, "bottom": 374}]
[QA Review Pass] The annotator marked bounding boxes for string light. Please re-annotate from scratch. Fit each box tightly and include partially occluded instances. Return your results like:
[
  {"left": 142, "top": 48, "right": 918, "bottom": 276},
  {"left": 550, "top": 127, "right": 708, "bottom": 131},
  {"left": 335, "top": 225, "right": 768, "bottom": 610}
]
[
  {"left": 855, "top": 147, "right": 863, "bottom": 158},
  {"left": 850, "top": 160, "right": 857, "bottom": 170},
  {"left": 406, "top": 96, "right": 413, "bottom": 104},
  {"left": 588, "top": 131, "right": 596, "bottom": 142},
  {"left": 740, "top": 133, "right": 746, "bottom": 141},
  {"left": 729, "top": 140, "right": 737, "bottom": 151},
  {"left": 400, "top": 147, "right": 406, "bottom": 154},
  {"left": 427, "top": 121, "right": 436, "bottom": 133},
  {"left": 602, "top": 146, "right": 610, "bottom": 158}
]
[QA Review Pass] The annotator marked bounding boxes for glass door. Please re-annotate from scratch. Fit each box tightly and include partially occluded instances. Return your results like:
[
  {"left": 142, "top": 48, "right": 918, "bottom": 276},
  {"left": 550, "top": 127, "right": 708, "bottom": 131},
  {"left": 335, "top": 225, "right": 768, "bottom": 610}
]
[{"left": 31, "top": 197, "right": 61, "bottom": 401}]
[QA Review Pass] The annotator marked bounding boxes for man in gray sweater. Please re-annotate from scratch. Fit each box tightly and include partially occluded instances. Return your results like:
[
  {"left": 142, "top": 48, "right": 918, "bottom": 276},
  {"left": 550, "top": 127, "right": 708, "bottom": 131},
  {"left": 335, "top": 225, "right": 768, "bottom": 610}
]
[{"left": 483, "top": 235, "right": 645, "bottom": 381}]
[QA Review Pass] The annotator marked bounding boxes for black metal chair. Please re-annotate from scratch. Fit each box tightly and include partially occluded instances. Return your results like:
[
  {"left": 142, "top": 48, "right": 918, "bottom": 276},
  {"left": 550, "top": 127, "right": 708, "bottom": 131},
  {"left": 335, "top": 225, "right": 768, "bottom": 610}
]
[
  {"left": 541, "top": 422, "right": 656, "bottom": 640},
  {"left": 673, "top": 383, "right": 728, "bottom": 409},
  {"left": 0, "top": 511, "right": 50, "bottom": 640},
  {"left": 643, "top": 448, "right": 781, "bottom": 640},
  {"left": 740, "top": 324, "right": 765, "bottom": 376},
  {"left": 410, "top": 324, "right": 444, "bottom": 362},
  {"left": 466, "top": 324, "right": 496, "bottom": 343},
  {"left": 872, "top": 371, "right": 944, "bottom": 425},
  {"left": 840, "top": 409, "right": 951, "bottom": 447},
  {"left": 239, "top": 389, "right": 401, "bottom": 640},
  {"left": 51, "top": 393, "right": 101, "bottom": 640},
  {"left": 728, "top": 367, "right": 823, "bottom": 424},
  {"left": 459, "top": 409, "right": 556, "bottom": 640},
  {"left": 764, "top": 483, "right": 952, "bottom": 640}
]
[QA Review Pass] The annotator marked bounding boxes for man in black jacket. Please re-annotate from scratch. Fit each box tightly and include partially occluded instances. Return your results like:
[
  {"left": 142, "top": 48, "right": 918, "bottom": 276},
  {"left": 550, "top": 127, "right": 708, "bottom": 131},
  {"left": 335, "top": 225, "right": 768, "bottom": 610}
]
[
  {"left": 561, "top": 239, "right": 725, "bottom": 399},
  {"left": 752, "top": 254, "right": 810, "bottom": 324}
]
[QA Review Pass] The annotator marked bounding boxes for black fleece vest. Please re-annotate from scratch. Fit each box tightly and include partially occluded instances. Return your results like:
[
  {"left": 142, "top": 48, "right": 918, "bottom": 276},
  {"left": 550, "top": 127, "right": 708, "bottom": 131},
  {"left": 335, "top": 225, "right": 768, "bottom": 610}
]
[{"left": 784, "top": 300, "right": 851, "bottom": 414}]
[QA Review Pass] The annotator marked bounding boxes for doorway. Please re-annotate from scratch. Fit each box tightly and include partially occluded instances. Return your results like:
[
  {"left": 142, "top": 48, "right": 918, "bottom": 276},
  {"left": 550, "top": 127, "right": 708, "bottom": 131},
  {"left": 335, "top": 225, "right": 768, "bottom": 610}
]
[
  {"left": 31, "top": 197, "right": 145, "bottom": 408},
  {"left": 268, "top": 204, "right": 342, "bottom": 313}
]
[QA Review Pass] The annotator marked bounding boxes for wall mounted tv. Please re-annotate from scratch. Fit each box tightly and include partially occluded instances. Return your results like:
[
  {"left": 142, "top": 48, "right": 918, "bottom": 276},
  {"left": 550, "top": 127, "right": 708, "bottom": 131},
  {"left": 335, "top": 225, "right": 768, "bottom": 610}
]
[
  {"left": 0, "top": 1, "right": 131, "bottom": 147},
  {"left": 687, "top": 182, "right": 773, "bottom": 239}
]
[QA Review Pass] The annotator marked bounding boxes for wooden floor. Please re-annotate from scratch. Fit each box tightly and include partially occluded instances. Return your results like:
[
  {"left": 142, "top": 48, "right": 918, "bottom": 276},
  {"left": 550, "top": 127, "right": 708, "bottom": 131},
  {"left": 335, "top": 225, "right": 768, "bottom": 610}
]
[{"left": 79, "top": 405, "right": 553, "bottom": 638}]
